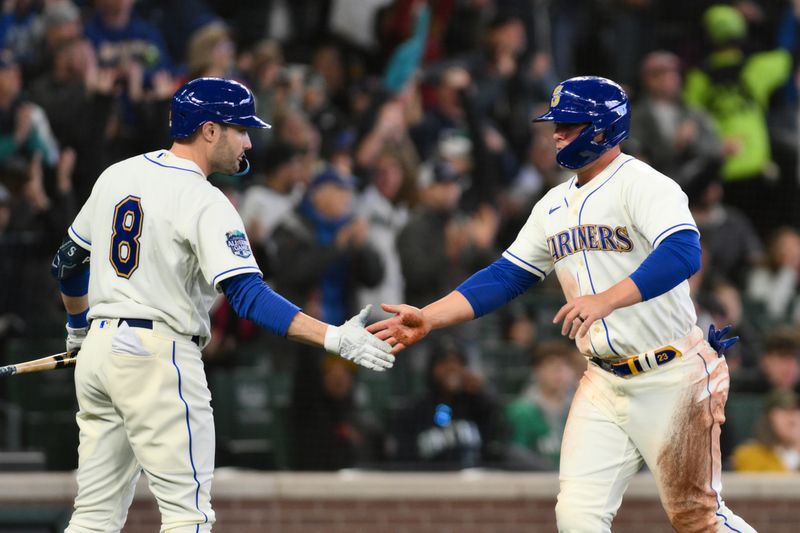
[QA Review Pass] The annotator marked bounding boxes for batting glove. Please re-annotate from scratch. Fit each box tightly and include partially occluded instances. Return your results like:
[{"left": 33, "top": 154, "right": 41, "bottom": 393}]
[
  {"left": 66, "top": 324, "right": 88, "bottom": 353},
  {"left": 707, "top": 324, "right": 739, "bottom": 356},
  {"left": 324, "top": 305, "right": 395, "bottom": 371}
]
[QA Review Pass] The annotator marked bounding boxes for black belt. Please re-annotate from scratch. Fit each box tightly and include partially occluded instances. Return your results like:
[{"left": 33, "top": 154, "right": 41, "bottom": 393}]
[{"left": 118, "top": 318, "right": 201, "bottom": 347}]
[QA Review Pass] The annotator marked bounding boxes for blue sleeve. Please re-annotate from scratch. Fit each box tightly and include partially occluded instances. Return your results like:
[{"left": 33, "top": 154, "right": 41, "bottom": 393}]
[
  {"left": 629, "top": 229, "right": 701, "bottom": 301},
  {"left": 60, "top": 269, "right": 90, "bottom": 297},
  {"left": 220, "top": 273, "right": 301, "bottom": 337},
  {"left": 455, "top": 257, "right": 540, "bottom": 318}
]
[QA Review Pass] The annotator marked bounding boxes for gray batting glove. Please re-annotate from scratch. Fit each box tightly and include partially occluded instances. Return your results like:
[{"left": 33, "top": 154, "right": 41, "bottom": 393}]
[
  {"left": 324, "top": 305, "right": 395, "bottom": 371},
  {"left": 65, "top": 324, "right": 88, "bottom": 353}
]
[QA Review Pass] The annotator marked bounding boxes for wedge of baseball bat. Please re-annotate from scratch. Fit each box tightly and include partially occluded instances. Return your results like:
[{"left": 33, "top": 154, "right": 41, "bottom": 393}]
[{"left": 0, "top": 350, "right": 78, "bottom": 377}]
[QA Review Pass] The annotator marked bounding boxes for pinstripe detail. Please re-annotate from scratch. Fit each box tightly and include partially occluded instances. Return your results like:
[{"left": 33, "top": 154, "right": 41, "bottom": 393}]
[
  {"left": 577, "top": 157, "right": 634, "bottom": 357},
  {"left": 696, "top": 352, "right": 743, "bottom": 533},
  {"left": 171, "top": 341, "right": 209, "bottom": 527}
]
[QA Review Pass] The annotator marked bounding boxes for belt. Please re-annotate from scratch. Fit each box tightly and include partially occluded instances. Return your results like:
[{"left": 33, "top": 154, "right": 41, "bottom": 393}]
[
  {"left": 118, "top": 318, "right": 201, "bottom": 347},
  {"left": 591, "top": 345, "right": 682, "bottom": 378}
]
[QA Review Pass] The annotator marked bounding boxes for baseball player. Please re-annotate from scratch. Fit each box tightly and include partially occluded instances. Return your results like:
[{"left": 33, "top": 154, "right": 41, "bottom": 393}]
[
  {"left": 370, "top": 77, "right": 754, "bottom": 532},
  {"left": 50, "top": 77, "right": 394, "bottom": 533}
]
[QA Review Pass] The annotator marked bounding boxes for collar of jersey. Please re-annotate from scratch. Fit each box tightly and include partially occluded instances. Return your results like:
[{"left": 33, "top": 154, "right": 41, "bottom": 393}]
[
  {"left": 569, "top": 153, "right": 633, "bottom": 194},
  {"left": 144, "top": 150, "right": 205, "bottom": 178}
]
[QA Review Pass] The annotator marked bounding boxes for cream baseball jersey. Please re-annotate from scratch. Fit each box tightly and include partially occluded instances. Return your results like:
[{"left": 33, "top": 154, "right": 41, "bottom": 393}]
[
  {"left": 67, "top": 149, "right": 261, "bottom": 338},
  {"left": 503, "top": 153, "right": 698, "bottom": 359}
]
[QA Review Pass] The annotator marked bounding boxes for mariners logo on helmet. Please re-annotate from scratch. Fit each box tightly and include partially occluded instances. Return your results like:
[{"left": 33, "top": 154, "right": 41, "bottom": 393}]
[
  {"left": 551, "top": 84, "right": 563, "bottom": 108},
  {"left": 533, "top": 76, "right": 630, "bottom": 170}
]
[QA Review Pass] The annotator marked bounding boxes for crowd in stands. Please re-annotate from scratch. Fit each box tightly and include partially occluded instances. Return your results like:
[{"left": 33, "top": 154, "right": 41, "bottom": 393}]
[{"left": 1, "top": 0, "right": 800, "bottom": 473}]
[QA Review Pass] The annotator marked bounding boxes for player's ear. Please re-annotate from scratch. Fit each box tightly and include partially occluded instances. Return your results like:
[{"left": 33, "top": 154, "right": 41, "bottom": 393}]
[{"left": 200, "top": 121, "right": 218, "bottom": 143}]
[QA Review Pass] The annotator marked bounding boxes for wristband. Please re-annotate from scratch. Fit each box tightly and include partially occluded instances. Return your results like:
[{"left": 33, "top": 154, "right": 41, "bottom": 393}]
[
  {"left": 324, "top": 325, "right": 341, "bottom": 354},
  {"left": 67, "top": 308, "right": 89, "bottom": 328}
]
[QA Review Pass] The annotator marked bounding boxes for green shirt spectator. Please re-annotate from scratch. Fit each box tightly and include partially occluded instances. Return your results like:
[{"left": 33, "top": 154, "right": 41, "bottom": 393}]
[{"left": 505, "top": 341, "right": 581, "bottom": 469}]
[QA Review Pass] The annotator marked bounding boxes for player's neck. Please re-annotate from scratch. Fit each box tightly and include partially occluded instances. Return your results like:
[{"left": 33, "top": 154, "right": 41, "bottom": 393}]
[
  {"left": 169, "top": 143, "right": 210, "bottom": 176},
  {"left": 575, "top": 147, "right": 621, "bottom": 186}
]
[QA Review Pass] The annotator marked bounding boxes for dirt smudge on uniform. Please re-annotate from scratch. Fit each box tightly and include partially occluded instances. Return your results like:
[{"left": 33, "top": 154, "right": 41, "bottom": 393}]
[{"left": 657, "top": 357, "right": 728, "bottom": 533}]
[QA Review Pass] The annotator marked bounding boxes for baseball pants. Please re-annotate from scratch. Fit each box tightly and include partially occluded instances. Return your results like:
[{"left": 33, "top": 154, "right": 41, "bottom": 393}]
[
  {"left": 66, "top": 319, "right": 215, "bottom": 533},
  {"left": 556, "top": 326, "right": 755, "bottom": 533}
]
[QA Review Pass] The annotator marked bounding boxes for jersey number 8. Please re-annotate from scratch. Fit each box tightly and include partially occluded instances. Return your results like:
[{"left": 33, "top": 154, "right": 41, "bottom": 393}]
[{"left": 110, "top": 196, "right": 143, "bottom": 278}]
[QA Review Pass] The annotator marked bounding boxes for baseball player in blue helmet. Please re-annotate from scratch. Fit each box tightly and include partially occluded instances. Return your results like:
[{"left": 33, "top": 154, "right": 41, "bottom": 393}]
[
  {"left": 51, "top": 77, "right": 394, "bottom": 532},
  {"left": 170, "top": 77, "right": 270, "bottom": 176},
  {"left": 532, "top": 76, "right": 631, "bottom": 170},
  {"left": 370, "top": 75, "right": 753, "bottom": 532}
]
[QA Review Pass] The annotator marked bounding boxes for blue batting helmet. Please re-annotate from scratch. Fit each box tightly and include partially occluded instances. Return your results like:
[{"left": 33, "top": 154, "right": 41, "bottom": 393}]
[
  {"left": 533, "top": 76, "right": 630, "bottom": 170},
  {"left": 170, "top": 77, "right": 271, "bottom": 139}
]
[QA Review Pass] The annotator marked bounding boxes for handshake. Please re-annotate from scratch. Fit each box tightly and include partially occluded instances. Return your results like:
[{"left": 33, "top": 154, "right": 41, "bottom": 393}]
[{"left": 324, "top": 305, "right": 395, "bottom": 372}]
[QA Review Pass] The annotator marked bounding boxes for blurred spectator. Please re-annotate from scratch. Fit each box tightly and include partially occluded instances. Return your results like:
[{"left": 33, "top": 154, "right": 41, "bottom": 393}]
[
  {"left": 0, "top": 0, "right": 43, "bottom": 69},
  {"left": 397, "top": 158, "right": 497, "bottom": 309},
  {"left": 410, "top": 65, "right": 471, "bottom": 162},
  {"left": 239, "top": 141, "right": 304, "bottom": 276},
  {"left": 688, "top": 172, "right": 764, "bottom": 289},
  {"left": 0, "top": 49, "right": 59, "bottom": 168},
  {"left": 412, "top": 64, "right": 517, "bottom": 206},
  {"left": 270, "top": 166, "right": 383, "bottom": 326},
  {"left": 732, "top": 389, "right": 800, "bottom": 472},
  {"left": 185, "top": 21, "right": 236, "bottom": 80},
  {"left": 746, "top": 227, "right": 800, "bottom": 324},
  {"left": 497, "top": 301, "right": 539, "bottom": 351},
  {"left": 84, "top": 0, "right": 176, "bottom": 161},
  {"left": 732, "top": 329, "right": 800, "bottom": 394},
  {"left": 684, "top": 4, "right": 791, "bottom": 234},
  {"left": 391, "top": 335, "right": 504, "bottom": 469},
  {"left": 28, "top": 37, "right": 115, "bottom": 203},
  {"left": 462, "top": 13, "right": 542, "bottom": 155},
  {"left": 0, "top": 181, "right": 25, "bottom": 344},
  {"left": 505, "top": 340, "right": 580, "bottom": 470},
  {"left": 355, "top": 93, "right": 419, "bottom": 178},
  {"left": 33, "top": 0, "right": 84, "bottom": 79},
  {"left": 1, "top": 151, "right": 74, "bottom": 331},
  {"left": 604, "top": 0, "right": 658, "bottom": 87},
  {"left": 496, "top": 120, "right": 566, "bottom": 247},
  {"left": 356, "top": 145, "right": 417, "bottom": 320},
  {"left": 272, "top": 108, "right": 321, "bottom": 182},
  {"left": 628, "top": 50, "right": 723, "bottom": 188},
  {"left": 381, "top": 2, "right": 429, "bottom": 96},
  {"left": 85, "top": 0, "right": 171, "bottom": 76},
  {"left": 290, "top": 354, "right": 383, "bottom": 470}
]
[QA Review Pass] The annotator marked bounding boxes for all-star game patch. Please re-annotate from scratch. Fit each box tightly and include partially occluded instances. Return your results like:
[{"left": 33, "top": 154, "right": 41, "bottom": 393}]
[{"left": 225, "top": 230, "right": 252, "bottom": 258}]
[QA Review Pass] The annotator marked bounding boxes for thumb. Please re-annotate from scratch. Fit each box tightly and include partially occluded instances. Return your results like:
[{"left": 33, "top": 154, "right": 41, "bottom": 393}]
[{"left": 354, "top": 304, "right": 372, "bottom": 326}]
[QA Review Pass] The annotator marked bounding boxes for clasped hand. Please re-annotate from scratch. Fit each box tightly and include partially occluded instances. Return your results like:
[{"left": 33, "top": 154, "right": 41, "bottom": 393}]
[{"left": 326, "top": 305, "right": 396, "bottom": 371}]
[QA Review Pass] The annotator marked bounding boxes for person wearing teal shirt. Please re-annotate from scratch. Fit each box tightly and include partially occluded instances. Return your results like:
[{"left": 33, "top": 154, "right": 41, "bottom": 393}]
[{"left": 505, "top": 340, "right": 581, "bottom": 469}]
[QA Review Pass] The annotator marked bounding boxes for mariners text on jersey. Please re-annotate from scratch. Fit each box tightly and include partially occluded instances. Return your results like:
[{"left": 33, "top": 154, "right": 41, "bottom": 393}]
[{"left": 548, "top": 224, "right": 634, "bottom": 263}]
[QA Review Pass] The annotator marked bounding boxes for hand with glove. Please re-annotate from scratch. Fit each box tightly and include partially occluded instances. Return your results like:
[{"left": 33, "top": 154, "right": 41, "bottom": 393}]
[
  {"left": 708, "top": 324, "right": 739, "bottom": 356},
  {"left": 66, "top": 324, "right": 88, "bottom": 353},
  {"left": 65, "top": 307, "right": 89, "bottom": 353},
  {"left": 324, "top": 305, "right": 395, "bottom": 371}
]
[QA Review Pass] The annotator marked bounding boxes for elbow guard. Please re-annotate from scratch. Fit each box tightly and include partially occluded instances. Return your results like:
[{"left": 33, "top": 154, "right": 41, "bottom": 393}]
[{"left": 52, "top": 236, "right": 91, "bottom": 296}]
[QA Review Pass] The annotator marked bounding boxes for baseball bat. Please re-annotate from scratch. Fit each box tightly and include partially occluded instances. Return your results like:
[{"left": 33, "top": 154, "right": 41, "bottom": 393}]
[{"left": 0, "top": 351, "right": 78, "bottom": 377}]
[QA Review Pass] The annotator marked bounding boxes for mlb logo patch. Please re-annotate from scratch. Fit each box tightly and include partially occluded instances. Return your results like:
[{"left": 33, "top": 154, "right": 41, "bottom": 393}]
[{"left": 225, "top": 230, "right": 252, "bottom": 258}]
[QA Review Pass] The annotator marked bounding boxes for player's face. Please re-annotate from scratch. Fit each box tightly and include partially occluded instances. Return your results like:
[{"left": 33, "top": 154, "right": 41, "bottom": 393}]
[
  {"left": 553, "top": 122, "right": 588, "bottom": 151},
  {"left": 209, "top": 124, "right": 252, "bottom": 175}
]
